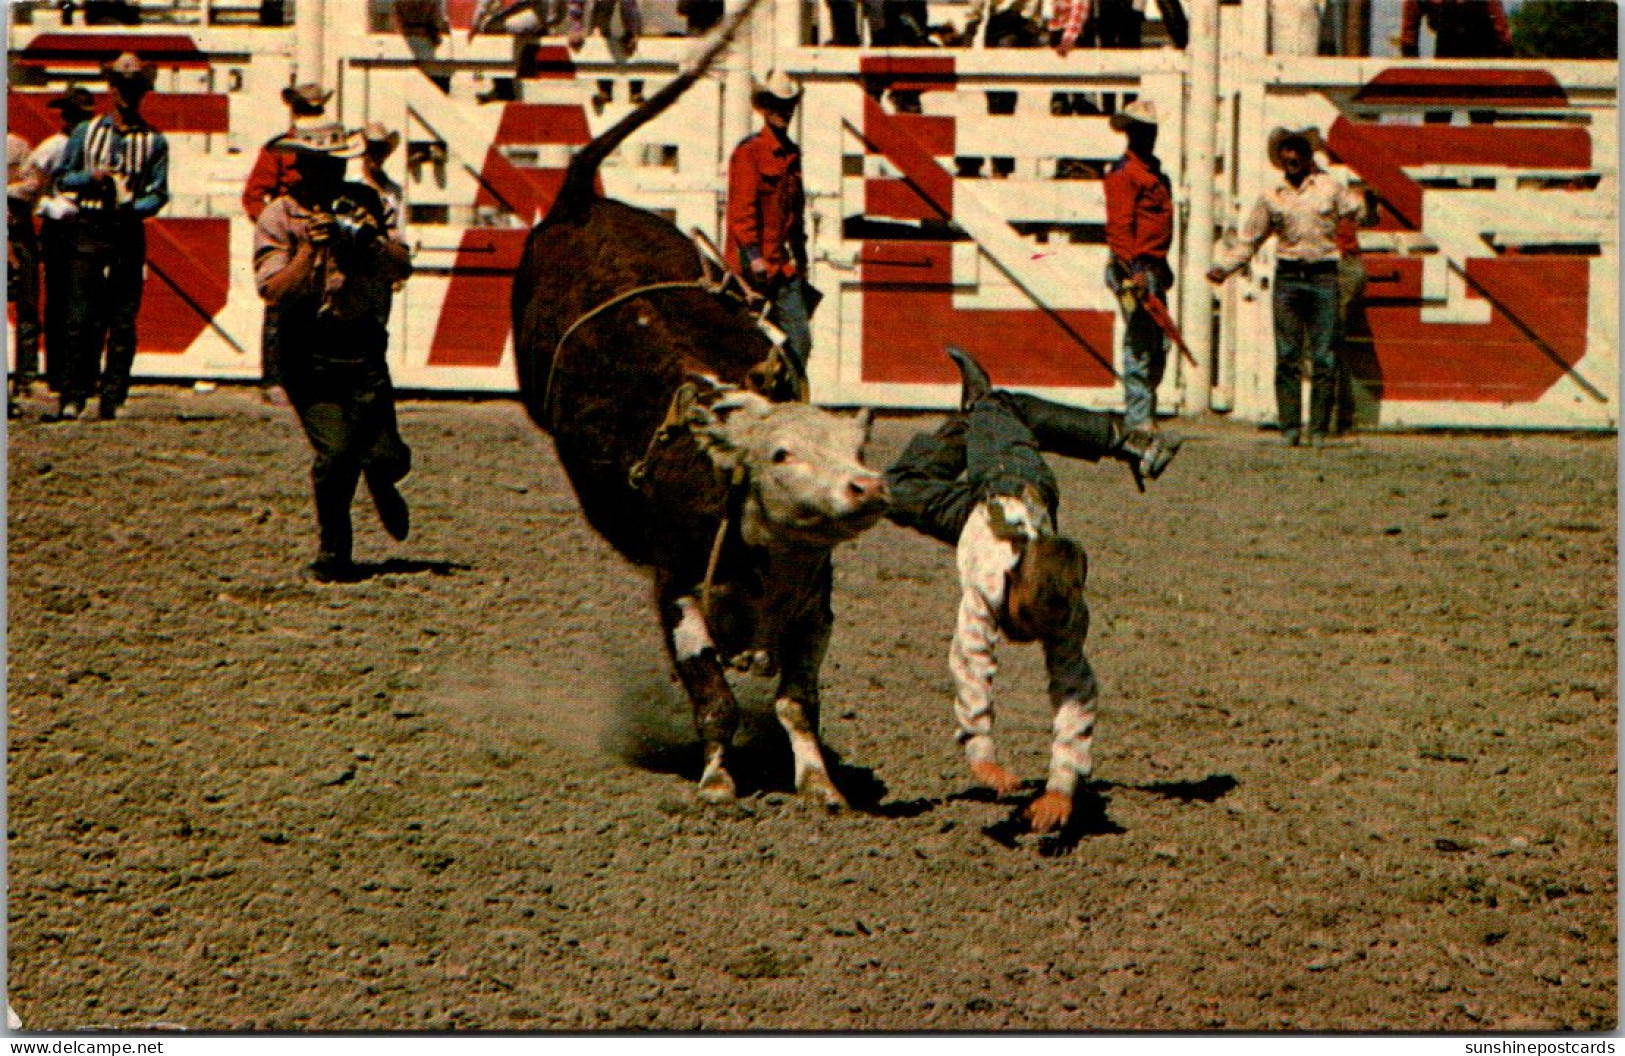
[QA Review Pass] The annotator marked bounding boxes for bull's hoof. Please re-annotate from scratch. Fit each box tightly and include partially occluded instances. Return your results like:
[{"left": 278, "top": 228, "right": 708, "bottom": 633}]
[
  {"left": 696, "top": 773, "right": 738, "bottom": 803},
  {"left": 798, "top": 770, "right": 848, "bottom": 811},
  {"left": 697, "top": 747, "right": 738, "bottom": 803}
]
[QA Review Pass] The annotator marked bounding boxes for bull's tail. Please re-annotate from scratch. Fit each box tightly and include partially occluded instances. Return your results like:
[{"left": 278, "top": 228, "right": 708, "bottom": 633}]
[{"left": 553, "top": 0, "right": 766, "bottom": 213}]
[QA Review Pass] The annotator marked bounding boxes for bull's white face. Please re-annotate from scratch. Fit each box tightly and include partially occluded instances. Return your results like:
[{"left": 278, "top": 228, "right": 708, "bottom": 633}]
[{"left": 697, "top": 395, "right": 889, "bottom": 549}]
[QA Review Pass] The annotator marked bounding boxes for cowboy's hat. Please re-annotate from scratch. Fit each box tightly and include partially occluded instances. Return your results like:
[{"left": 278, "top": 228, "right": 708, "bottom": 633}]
[
  {"left": 1108, "top": 99, "right": 1158, "bottom": 131},
  {"left": 752, "top": 70, "right": 801, "bottom": 108},
  {"left": 1267, "top": 126, "right": 1325, "bottom": 169},
  {"left": 280, "top": 83, "right": 333, "bottom": 116},
  {"left": 269, "top": 119, "right": 366, "bottom": 159},
  {"left": 46, "top": 86, "right": 96, "bottom": 115},
  {"left": 361, "top": 121, "right": 401, "bottom": 158},
  {"left": 102, "top": 52, "right": 155, "bottom": 87}
]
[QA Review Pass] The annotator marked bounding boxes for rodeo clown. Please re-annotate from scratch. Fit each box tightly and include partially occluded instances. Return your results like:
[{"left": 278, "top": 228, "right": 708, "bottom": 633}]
[
  {"left": 884, "top": 348, "right": 1180, "bottom": 834},
  {"left": 253, "top": 120, "right": 414, "bottom": 583}
]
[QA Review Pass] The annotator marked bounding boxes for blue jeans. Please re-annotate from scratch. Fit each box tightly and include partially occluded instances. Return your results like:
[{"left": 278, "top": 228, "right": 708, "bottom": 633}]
[
  {"left": 1272, "top": 263, "right": 1340, "bottom": 435},
  {"left": 770, "top": 274, "right": 812, "bottom": 379},
  {"left": 1106, "top": 258, "right": 1172, "bottom": 431},
  {"left": 885, "top": 392, "right": 1061, "bottom": 546}
]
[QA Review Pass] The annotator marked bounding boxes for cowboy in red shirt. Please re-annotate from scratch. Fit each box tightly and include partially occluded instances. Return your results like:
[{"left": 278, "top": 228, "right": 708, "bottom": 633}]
[
  {"left": 725, "top": 71, "right": 812, "bottom": 383},
  {"left": 1102, "top": 99, "right": 1175, "bottom": 435}
]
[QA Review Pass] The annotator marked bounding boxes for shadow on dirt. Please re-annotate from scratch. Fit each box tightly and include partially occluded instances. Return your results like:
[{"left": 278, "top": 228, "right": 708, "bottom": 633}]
[
  {"left": 357, "top": 558, "right": 471, "bottom": 579},
  {"left": 1122, "top": 773, "right": 1239, "bottom": 802},
  {"left": 605, "top": 675, "right": 932, "bottom": 816},
  {"left": 973, "top": 775, "right": 1238, "bottom": 855}
]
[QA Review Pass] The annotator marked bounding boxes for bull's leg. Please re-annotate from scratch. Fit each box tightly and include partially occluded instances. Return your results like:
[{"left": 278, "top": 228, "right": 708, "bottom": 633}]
[
  {"left": 659, "top": 590, "right": 740, "bottom": 803},
  {"left": 774, "top": 575, "right": 847, "bottom": 809}
]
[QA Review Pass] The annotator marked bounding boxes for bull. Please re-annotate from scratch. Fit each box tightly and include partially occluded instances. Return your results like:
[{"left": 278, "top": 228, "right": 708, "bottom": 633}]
[{"left": 511, "top": 6, "right": 889, "bottom": 806}]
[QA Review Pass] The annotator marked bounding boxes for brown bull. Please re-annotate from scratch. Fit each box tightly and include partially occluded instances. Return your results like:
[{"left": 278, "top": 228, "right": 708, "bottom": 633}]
[{"left": 511, "top": 6, "right": 889, "bottom": 804}]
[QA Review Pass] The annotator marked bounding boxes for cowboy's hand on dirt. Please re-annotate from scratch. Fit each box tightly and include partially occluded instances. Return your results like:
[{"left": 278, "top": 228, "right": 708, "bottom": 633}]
[
  {"left": 970, "top": 760, "right": 1021, "bottom": 797},
  {"left": 1205, "top": 266, "right": 1228, "bottom": 285},
  {"left": 1025, "top": 790, "right": 1072, "bottom": 834}
]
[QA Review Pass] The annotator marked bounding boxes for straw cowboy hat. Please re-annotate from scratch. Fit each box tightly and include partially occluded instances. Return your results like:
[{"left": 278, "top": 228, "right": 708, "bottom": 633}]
[
  {"left": 752, "top": 70, "right": 801, "bottom": 108},
  {"left": 269, "top": 119, "right": 366, "bottom": 158},
  {"left": 280, "top": 82, "right": 333, "bottom": 116},
  {"left": 361, "top": 121, "right": 401, "bottom": 158},
  {"left": 1108, "top": 99, "right": 1158, "bottom": 131},
  {"left": 1267, "top": 126, "right": 1325, "bottom": 169},
  {"left": 102, "top": 52, "right": 155, "bottom": 87},
  {"left": 46, "top": 86, "right": 96, "bottom": 117}
]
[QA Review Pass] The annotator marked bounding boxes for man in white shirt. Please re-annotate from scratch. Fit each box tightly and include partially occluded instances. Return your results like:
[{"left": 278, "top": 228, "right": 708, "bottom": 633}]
[
  {"left": 884, "top": 347, "right": 1178, "bottom": 834},
  {"left": 7, "top": 131, "right": 41, "bottom": 415},
  {"left": 1207, "top": 127, "right": 1367, "bottom": 446},
  {"left": 16, "top": 86, "right": 96, "bottom": 399}
]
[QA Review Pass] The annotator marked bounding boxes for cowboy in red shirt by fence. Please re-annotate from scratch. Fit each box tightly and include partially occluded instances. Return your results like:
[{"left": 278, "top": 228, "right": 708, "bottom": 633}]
[{"left": 725, "top": 71, "right": 813, "bottom": 388}]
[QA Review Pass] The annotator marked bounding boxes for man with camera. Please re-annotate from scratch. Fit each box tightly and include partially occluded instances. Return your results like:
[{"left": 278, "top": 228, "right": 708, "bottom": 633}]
[{"left": 253, "top": 121, "right": 414, "bottom": 583}]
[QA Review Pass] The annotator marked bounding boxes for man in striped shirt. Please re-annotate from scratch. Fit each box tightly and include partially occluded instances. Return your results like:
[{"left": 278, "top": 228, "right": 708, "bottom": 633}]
[{"left": 53, "top": 52, "right": 169, "bottom": 421}]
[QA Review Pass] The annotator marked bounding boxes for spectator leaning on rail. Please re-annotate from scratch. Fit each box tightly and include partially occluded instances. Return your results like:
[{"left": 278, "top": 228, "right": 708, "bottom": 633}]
[
  {"left": 566, "top": 0, "right": 641, "bottom": 52},
  {"left": 1398, "top": 0, "right": 1512, "bottom": 58},
  {"left": 244, "top": 83, "right": 333, "bottom": 401},
  {"left": 52, "top": 51, "right": 169, "bottom": 423},
  {"left": 726, "top": 71, "right": 814, "bottom": 388},
  {"left": 1103, "top": 99, "right": 1176, "bottom": 438},
  {"left": 18, "top": 86, "right": 97, "bottom": 401},
  {"left": 884, "top": 348, "right": 1180, "bottom": 835},
  {"left": 253, "top": 121, "right": 415, "bottom": 584},
  {"left": 1206, "top": 127, "right": 1366, "bottom": 447}
]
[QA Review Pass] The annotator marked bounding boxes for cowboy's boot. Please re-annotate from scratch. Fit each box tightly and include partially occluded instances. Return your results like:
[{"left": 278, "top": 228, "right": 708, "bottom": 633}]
[
  {"left": 945, "top": 346, "right": 992, "bottom": 411},
  {"left": 1307, "top": 378, "right": 1335, "bottom": 447},
  {"left": 1112, "top": 423, "right": 1183, "bottom": 492}
]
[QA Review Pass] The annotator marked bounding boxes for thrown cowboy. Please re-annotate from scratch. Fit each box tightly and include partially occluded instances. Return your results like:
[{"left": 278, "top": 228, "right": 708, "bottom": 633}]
[{"left": 885, "top": 348, "right": 1179, "bottom": 835}]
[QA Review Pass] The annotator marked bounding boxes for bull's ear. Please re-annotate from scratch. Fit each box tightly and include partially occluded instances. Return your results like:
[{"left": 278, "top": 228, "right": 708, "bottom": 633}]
[
  {"left": 688, "top": 390, "right": 771, "bottom": 473},
  {"left": 707, "top": 390, "right": 774, "bottom": 419}
]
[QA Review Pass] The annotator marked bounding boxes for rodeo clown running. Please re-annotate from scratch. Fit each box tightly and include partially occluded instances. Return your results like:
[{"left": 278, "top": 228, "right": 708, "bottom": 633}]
[
  {"left": 253, "top": 120, "right": 414, "bottom": 583},
  {"left": 885, "top": 348, "right": 1180, "bottom": 834}
]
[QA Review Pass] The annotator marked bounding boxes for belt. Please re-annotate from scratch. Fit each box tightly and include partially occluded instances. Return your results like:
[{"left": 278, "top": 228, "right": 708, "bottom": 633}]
[{"left": 1275, "top": 259, "right": 1339, "bottom": 275}]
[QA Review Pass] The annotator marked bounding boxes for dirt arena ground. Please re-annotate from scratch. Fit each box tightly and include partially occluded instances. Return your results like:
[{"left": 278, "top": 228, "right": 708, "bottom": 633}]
[{"left": 5, "top": 385, "right": 1616, "bottom": 1032}]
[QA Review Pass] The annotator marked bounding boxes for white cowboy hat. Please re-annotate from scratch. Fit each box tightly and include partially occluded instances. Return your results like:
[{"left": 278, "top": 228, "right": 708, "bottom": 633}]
[
  {"left": 1108, "top": 99, "right": 1157, "bottom": 131},
  {"left": 752, "top": 70, "right": 801, "bottom": 107},
  {"left": 361, "top": 121, "right": 402, "bottom": 158},
  {"left": 269, "top": 119, "right": 366, "bottom": 158}
]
